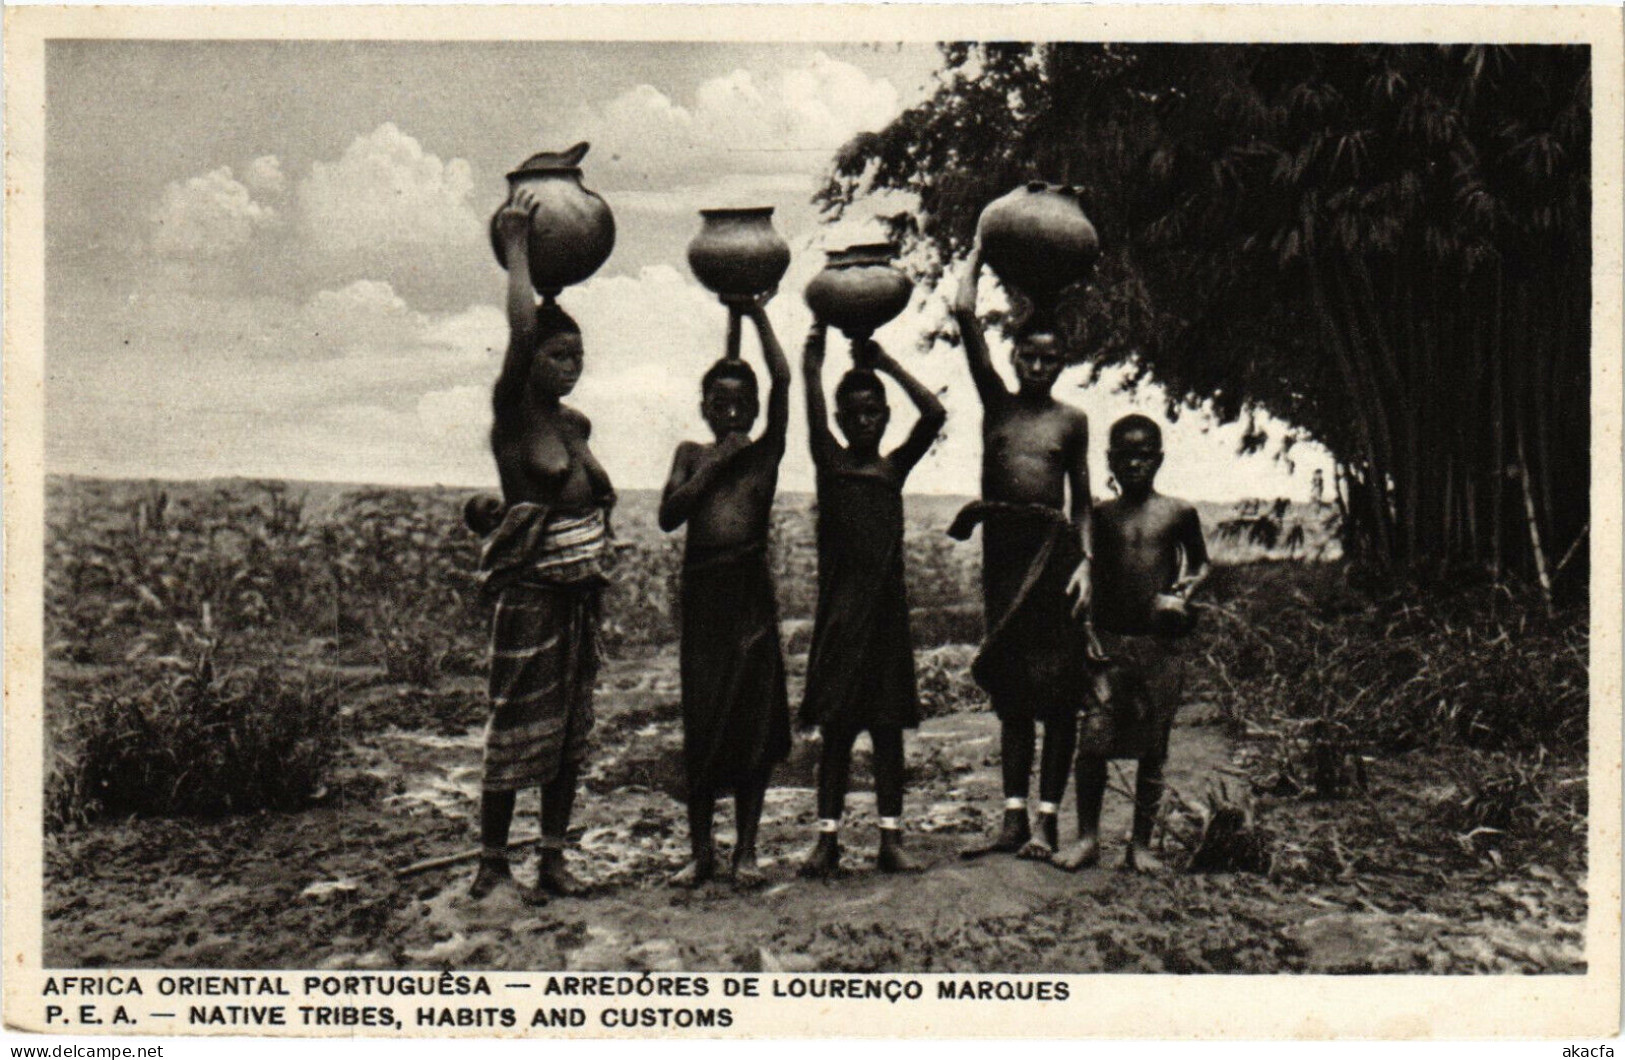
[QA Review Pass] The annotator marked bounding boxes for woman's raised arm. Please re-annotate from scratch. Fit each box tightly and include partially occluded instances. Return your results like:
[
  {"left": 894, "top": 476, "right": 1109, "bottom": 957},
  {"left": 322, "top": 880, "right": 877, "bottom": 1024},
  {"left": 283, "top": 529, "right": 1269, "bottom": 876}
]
[{"left": 492, "top": 191, "right": 540, "bottom": 415}]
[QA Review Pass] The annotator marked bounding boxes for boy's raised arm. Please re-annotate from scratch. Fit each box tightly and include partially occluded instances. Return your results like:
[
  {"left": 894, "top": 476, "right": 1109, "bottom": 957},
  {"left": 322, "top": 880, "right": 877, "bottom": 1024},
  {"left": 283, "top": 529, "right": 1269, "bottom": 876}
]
[
  {"left": 803, "top": 322, "right": 839, "bottom": 467},
  {"left": 951, "top": 238, "right": 1008, "bottom": 405},
  {"left": 1064, "top": 413, "right": 1094, "bottom": 619},
  {"left": 659, "top": 434, "right": 752, "bottom": 532},
  {"left": 872, "top": 343, "right": 946, "bottom": 476},
  {"left": 746, "top": 296, "right": 791, "bottom": 452}
]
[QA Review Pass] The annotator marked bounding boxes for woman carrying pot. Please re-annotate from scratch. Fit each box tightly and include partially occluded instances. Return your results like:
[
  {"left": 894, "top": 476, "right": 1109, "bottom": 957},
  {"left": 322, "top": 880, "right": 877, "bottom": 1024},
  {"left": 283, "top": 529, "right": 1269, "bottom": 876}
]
[{"left": 465, "top": 185, "right": 616, "bottom": 903}]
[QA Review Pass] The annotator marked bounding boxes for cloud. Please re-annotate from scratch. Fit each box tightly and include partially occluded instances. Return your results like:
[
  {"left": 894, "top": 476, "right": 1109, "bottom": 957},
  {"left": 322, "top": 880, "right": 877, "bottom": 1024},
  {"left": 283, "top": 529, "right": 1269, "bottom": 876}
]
[
  {"left": 309, "top": 278, "right": 414, "bottom": 319},
  {"left": 557, "top": 53, "right": 903, "bottom": 186},
  {"left": 421, "top": 304, "right": 506, "bottom": 360},
  {"left": 614, "top": 173, "right": 816, "bottom": 217},
  {"left": 149, "top": 166, "right": 277, "bottom": 258},
  {"left": 299, "top": 279, "right": 427, "bottom": 355},
  {"left": 138, "top": 130, "right": 492, "bottom": 310},
  {"left": 52, "top": 237, "right": 1335, "bottom": 499},
  {"left": 273, "top": 281, "right": 502, "bottom": 373},
  {"left": 48, "top": 275, "right": 511, "bottom": 485},
  {"left": 245, "top": 155, "right": 287, "bottom": 197},
  {"left": 297, "top": 123, "right": 483, "bottom": 257}
]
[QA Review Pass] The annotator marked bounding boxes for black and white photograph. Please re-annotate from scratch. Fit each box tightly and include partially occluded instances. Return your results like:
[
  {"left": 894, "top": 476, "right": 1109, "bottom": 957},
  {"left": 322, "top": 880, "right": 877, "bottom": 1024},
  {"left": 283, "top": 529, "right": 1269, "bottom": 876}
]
[{"left": 4, "top": 3, "right": 1620, "bottom": 1040}]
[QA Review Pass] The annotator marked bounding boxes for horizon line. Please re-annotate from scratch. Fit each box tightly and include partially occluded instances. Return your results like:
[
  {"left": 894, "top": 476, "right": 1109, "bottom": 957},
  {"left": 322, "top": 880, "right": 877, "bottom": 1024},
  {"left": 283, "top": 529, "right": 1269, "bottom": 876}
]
[{"left": 44, "top": 469, "right": 1312, "bottom": 507}]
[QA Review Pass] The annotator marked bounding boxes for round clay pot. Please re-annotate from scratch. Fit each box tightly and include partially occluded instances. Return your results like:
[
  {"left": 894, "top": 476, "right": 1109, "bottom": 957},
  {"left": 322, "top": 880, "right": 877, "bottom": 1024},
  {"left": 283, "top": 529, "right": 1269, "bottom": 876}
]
[
  {"left": 803, "top": 243, "right": 913, "bottom": 341},
  {"left": 687, "top": 207, "right": 791, "bottom": 298},
  {"left": 976, "top": 181, "right": 1099, "bottom": 331},
  {"left": 490, "top": 142, "right": 616, "bottom": 298}
]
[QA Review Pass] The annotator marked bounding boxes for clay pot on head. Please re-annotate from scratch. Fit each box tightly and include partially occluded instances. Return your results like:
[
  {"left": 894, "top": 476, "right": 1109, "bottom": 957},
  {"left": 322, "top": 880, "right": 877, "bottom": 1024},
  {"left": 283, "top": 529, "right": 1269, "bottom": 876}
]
[
  {"left": 687, "top": 207, "right": 791, "bottom": 300},
  {"left": 490, "top": 142, "right": 616, "bottom": 299},
  {"left": 804, "top": 243, "right": 914, "bottom": 346},
  {"left": 976, "top": 181, "right": 1099, "bottom": 333}
]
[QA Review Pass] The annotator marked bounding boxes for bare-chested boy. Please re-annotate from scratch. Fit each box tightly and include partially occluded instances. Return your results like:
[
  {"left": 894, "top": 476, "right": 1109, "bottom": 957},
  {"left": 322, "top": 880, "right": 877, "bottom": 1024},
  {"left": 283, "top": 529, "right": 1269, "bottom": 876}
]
[
  {"left": 950, "top": 236, "right": 1095, "bottom": 860},
  {"left": 1058, "top": 414, "right": 1210, "bottom": 873},
  {"left": 659, "top": 292, "right": 792, "bottom": 889}
]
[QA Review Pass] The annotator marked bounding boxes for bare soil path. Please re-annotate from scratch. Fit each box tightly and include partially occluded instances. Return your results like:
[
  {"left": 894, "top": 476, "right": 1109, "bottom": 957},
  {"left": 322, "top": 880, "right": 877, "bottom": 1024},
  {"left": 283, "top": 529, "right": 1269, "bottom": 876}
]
[{"left": 45, "top": 647, "right": 1585, "bottom": 974}]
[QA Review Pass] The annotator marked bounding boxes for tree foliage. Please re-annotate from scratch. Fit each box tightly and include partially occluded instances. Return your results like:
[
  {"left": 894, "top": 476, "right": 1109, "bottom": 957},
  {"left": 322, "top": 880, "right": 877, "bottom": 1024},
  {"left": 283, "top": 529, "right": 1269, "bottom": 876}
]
[{"left": 820, "top": 44, "right": 1590, "bottom": 590}]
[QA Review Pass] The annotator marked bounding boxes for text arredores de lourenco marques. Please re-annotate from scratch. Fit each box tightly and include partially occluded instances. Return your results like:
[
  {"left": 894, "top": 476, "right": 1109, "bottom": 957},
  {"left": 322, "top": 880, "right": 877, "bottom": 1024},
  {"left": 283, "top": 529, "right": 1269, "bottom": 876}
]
[{"left": 40, "top": 974, "right": 1073, "bottom": 1030}]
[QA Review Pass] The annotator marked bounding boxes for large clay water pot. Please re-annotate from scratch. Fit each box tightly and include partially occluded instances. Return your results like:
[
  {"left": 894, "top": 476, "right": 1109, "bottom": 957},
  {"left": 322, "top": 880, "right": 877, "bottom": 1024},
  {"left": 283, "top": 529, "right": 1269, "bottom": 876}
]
[
  {"left": 976, "top": 181, "right": 1099, "bottom": 331},
  {"left": 803, "top": 243, "right": 913, "bottom": 345},
  {"left": 490, "top": 142, "right": 615, "bottom": 298},
  {"left": 687, "top": 207, "right": 791, "bottom": 299}
]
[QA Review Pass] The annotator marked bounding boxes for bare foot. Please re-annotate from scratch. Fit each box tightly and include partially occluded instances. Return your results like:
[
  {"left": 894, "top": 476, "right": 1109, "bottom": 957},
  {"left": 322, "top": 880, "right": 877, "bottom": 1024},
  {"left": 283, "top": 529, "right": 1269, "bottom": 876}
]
[
  {"left": 1053, "top": 837, "right": 1101, "bottom": 873},
  {"left": 1122, "top": 843, "right": 1168, "bottom": 874},
  {"left": 1035, "top": 812, "right": 1059, "bottom": 853},
  {"left": 468, "top": 859, "right": 514, "bottom": 899},
  {"left": 535, "top": 852, "right": 589, "bottom": 897},
  {"left": 731, "top": 853, "right": 767, "bottom": 890},
  {"left": 799, "top": 834, "right": 840, "bottom": 879},
  {"left": 877, "top": 831, "right": 922, "bottom": 873},
  {"left": 960, "top": 809, "right": 1030, "bottom": 860},
  {"left": 669, "top": 857, "right": 716, "bottom": 889},
  {"left": 1016, "top": 838, "right": 1055, "bottom": 862}
]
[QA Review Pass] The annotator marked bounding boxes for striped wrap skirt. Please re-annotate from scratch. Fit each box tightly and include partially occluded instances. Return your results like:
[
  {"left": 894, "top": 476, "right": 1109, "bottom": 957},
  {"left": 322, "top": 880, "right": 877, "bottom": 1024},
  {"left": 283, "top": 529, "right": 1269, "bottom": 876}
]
[{"left": 481, "top": 511, "right": 606, "bottom": 793}]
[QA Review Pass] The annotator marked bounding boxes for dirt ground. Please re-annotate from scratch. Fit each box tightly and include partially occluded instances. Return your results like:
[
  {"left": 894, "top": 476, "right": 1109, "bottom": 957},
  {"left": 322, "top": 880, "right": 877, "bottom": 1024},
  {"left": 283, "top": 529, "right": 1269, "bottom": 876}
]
[{"left": 44, "top": 644, "right": 1586, "bottom": 975}]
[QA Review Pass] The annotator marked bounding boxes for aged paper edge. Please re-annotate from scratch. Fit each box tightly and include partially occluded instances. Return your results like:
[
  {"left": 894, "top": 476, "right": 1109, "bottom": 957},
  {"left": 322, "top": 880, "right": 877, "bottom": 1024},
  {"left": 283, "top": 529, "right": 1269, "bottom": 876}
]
[{"left": 3, "top": 3, "right": 1621, "bottom": 1040}]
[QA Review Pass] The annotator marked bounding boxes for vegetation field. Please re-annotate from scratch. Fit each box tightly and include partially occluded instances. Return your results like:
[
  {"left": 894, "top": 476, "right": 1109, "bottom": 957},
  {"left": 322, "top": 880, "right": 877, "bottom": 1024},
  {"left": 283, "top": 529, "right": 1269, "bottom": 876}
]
[{"left": 41, "top": 476, "right": 1586, "bottom": 973}]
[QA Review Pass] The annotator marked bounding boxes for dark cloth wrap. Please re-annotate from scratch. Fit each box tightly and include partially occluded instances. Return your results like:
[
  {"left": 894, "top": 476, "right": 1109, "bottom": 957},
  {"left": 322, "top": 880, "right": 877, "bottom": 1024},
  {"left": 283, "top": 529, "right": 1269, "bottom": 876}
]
[
  {"left": 800, "top": 469, "right": 920, "bottom": 733},
  {"left": 1077, "top": 630, "right": 1186, "bottom": 761},
  {"left": 680, "top": 541, "right": 791, "bottom": 794},
  {"left": 949, "top": 500, "right": 1095, "bottom": 725}
]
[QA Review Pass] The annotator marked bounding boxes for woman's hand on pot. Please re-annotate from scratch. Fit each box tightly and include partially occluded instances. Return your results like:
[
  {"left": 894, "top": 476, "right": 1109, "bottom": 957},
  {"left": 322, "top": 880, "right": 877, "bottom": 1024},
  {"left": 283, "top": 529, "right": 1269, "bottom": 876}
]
[{"left": 494, "top": 189, "right": 538, "bottom": 242}]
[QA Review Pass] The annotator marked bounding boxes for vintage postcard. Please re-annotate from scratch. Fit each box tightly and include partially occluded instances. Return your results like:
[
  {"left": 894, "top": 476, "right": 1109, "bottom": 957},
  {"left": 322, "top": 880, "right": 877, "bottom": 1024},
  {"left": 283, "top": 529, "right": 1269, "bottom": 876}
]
[{"left": 4, "top": 3, "right": 1621, "bottom": 1041}]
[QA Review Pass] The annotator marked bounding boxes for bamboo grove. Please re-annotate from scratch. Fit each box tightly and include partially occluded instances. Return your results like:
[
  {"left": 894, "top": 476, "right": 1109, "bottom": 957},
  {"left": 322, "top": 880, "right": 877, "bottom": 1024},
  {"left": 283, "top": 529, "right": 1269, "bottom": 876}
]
[{"left": 818, "top": 44, "right": 1591, "bottom": 602}]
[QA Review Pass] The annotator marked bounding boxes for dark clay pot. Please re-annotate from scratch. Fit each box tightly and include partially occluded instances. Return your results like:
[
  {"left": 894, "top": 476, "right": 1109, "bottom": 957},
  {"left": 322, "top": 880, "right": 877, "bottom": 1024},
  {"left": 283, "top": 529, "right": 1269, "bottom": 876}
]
[
  {"left": 803, "top": 243, "right": 913, "bottom": 341},
  {"left": 490, "top": 142, "right": 616, "bottom": 298},
  {"left": 977, "top": 181, "right": 1099, "bottom": 329},
  {"left": 687, "top": 207, "right": 791, "bottom": 298}
]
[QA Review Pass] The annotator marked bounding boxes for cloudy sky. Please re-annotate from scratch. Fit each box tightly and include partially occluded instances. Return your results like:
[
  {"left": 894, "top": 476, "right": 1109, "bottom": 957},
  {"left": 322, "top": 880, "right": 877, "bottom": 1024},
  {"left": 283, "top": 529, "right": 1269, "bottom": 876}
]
[{"left": 46, "top": 40, "right": 1329, "bottom": 500}]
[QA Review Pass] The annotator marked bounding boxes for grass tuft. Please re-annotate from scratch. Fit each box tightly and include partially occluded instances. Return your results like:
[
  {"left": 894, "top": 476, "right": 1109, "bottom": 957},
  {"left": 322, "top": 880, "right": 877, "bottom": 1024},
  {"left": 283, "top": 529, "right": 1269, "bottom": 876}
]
[{"left": 46, "top": 638, "right": 342, "bottom": 831}]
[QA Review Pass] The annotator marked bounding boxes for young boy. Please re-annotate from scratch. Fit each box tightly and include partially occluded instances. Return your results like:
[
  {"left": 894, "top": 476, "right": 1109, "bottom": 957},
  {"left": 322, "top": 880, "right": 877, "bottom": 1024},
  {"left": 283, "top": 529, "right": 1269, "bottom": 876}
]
[
  {"left": 659, "top": 292, "right": 792, "bottom": 889},
  {"left": 798, "top": 325, "right": 947, "bottom": 877},
  {"left": 950, "top": 236, "right": 1096, "bottom": 861},
  {"left": 1058, "top": 414, "right": 1211, "bottom": 873}
]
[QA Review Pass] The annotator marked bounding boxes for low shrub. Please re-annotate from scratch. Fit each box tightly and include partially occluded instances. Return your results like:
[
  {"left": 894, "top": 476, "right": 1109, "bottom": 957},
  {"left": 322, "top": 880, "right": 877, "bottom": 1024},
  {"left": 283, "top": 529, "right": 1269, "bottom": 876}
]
[
  {"left": 1435, "top": 747, "right": 1587, "bottom": 855},
  {"left": 380, "top": 621, "right": 447, "bottom": 687},
  {"left": 1195, "top": 562, "right": 1587, "bottom": 757},
  {"left": 916, "top": 644, "right": 987, "bottom": 718},
  {"left": 45, "top": 639, "right": 341, "bottom": 830},
  {"left": 1196, "top": 562, "right": 1588, "bottom": 867}
]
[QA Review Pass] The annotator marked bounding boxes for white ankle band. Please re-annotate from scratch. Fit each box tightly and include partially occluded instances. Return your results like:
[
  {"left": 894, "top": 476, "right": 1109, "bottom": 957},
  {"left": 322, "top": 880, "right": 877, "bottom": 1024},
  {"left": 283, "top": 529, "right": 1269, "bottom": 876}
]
[
  {"left": 1004, "top": 797, "right": 1027, "bottom": 811},
  {"left": 1037, "top": 802, "right": 1058, "bottom": 815},
  {"left": 878, "top": 817, "right": 901, "bottom": 831},
  {"left": 818, "top": 819, "right": 840, "bottom": 833}
]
